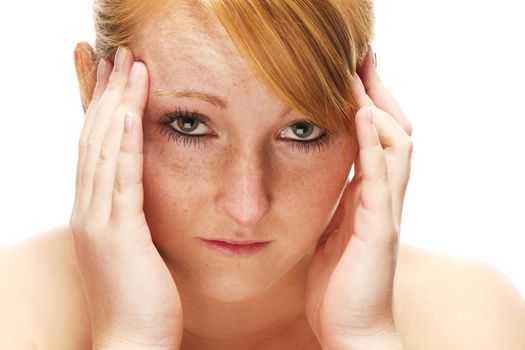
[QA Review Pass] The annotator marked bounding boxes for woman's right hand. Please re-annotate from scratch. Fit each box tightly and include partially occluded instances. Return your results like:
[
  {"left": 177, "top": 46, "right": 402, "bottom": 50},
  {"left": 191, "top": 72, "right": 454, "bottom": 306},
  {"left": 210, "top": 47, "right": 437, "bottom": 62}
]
[{"left": 69, "top": 46, "right": 183, "bottom": 349}]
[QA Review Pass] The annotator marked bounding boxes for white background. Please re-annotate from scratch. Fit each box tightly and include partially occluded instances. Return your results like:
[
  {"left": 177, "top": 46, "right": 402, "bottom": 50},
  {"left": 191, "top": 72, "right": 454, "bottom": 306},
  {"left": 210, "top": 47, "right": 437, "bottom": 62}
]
[{"left": 0, "top": 1, "right": 524, "bottom": 296}]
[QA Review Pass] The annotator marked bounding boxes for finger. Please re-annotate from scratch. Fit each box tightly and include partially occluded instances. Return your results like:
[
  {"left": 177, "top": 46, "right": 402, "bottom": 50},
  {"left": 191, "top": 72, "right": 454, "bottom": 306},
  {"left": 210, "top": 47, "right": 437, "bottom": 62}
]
[
  {"left": 112, "top": 112, "right": 146, "bottom": 224},
  {"left": 88, "top": 58, "right": 146, "bottom": 222},
  {"left": 369, "top": 108, "right": 413, "bottom": 150},
  {"left": 73, "top": 57, "right": 113, "bottom": 221},
  {"left": 112, "top": 64, "right": 149, "bottom": 222},
  {"left": 87, "top": 58, "right": 113, "bottom": 115},
  {"left": 350, "top": 76, "right": 374, "bottom": 180},
  {"left": 352, "top": 73, "right": 375, "bottom": 108},
  {"left": 358, "top": 46, "right": 413, "bottom": 136},
  {"left": 333, "top": 108, "right": 398, "bottom": 314},
  {"left": 75, "top": 59, "right": 112, "bottom": 192},
  {"left": 79, "top": 58, "right": 113, "bottom": 153},
  {"left": 355, "top": 108, "right": 392, "bottom": 223},
  {"left": 77, "top": 47, "right": 134, "bottom": 219},
  {"left": 369, "top": 108, "right": 413, "bottom": 230},
  {"left": 353, "top": 107, "right": 411, "bottom": 180}
]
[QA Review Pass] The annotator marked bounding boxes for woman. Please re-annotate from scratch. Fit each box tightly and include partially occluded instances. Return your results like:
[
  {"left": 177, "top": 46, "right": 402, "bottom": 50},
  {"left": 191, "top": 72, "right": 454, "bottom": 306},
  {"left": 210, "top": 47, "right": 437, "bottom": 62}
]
[{"left": 1, "top": 0, "right": 524, "bottom": 349}]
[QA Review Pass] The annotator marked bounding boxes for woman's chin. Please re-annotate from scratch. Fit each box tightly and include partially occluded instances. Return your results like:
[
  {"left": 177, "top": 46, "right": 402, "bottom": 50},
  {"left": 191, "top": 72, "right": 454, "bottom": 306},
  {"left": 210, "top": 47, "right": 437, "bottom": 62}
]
[
  {"left": 166, "top": 240, "right": 317, "bottom": 303},
  {"left": 168, "top": 268, "right": 269, "bottom": 303},
  {"left": 188, "top": 272, "right": 278, "bottom": 303}
]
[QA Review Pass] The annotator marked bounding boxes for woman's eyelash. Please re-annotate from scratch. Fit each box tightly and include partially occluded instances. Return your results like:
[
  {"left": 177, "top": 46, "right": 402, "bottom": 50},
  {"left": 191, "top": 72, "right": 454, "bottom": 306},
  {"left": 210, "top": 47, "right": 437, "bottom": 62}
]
[
  {"left": 156, "top": 108, "right": 335, "bottom": 153},
  {"left": 157, "top": 108, "right": 209, "bottom": 149},
  {"left": 282, "top": 136, "right": 335, "bottom": 154}
]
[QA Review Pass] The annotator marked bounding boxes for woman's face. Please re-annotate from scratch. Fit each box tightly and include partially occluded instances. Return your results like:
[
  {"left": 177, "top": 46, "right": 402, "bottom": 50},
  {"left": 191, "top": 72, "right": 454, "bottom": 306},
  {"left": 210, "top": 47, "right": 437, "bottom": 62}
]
[{"left": 134, "top": 5, "right": 357, "bottom": 302}]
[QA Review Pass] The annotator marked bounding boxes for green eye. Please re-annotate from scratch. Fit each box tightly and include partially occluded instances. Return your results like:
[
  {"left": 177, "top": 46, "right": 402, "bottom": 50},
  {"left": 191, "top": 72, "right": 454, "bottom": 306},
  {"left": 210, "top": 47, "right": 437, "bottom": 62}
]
[
  {"left": 157, "top": 110, "right": 209, "bottom": 149},
  {"left": 291, "top": 122, "right": 315, "bottom": 139},
  {"left": 158, "top": 109, "right": 335, "bottom": 154},
  {"left": 281, "top": 121, "right": 323, "bottom": 141},
  {"left": 177, "top": 117, "right": 200, "bottom": 132},
  {"left": 169, "top": 115, "right": 209, "bottom": 136}
]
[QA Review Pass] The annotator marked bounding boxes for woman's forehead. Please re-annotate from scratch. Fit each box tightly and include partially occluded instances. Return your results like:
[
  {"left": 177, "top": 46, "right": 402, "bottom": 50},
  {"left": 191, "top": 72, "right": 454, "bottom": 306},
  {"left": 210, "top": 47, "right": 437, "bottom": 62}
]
[
  {"left": 138, "top": 0, "right": 236, "bottom": 58},
  {"left": 135, "top": 4, "right": 252, "bottom": 89}
]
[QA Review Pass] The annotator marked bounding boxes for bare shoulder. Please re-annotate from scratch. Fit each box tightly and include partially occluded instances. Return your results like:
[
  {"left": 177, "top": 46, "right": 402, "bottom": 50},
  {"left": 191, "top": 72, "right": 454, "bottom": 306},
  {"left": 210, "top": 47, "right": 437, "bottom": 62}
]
[
  {"left": 395, "top": 241, "right": 525, "bottom": 350},
  {"left": 2, "top": 230, "right": 524, "bottom": 350},
  {"left": 0, "top": 225, "right": 91, "bottom": 350}
]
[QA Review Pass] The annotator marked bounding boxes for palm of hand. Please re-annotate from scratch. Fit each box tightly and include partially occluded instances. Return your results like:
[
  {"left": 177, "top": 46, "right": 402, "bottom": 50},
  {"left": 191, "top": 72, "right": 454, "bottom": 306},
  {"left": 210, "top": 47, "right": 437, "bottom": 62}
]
[{"left": 305, "top": 166, "right": 398, "bottom": 346}]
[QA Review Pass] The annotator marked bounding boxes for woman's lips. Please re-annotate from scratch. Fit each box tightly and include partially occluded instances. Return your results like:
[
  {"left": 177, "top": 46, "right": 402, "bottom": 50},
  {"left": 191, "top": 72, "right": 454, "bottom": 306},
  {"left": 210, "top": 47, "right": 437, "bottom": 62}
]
[{"left": 200, "top": 238, "right": 272, "bottom": 257}]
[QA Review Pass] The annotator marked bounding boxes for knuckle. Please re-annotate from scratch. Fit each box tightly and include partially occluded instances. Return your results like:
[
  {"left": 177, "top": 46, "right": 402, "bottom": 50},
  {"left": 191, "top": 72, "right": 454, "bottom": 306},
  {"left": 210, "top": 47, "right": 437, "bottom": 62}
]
[
  {"left": 113, "top": 178, "right": 124, "bottom": 193},
  {"left": 98, "top": 142, "right": 115, "bottom": 164},
  {"left": 113, "top": 177, "right": 131, "bottom": 193},
  {"left": 98, "top": 143, "right": 110, "bottom": 162}
]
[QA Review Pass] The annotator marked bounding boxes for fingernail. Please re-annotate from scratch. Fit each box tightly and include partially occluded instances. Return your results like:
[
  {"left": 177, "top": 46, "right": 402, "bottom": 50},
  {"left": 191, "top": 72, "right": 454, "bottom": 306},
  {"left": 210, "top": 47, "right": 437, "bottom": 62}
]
[
  {"left": 128, "top": 62, "right": 142, "bottom": 88},
  {"left": 124, "top": 112, "right": 134, "bottom": 134},
  {"left": 114, "top": 46, "right": 127, "bottom": 72},
  {"left": 97, "top": 58, "right": 106, "bottom": 82}
]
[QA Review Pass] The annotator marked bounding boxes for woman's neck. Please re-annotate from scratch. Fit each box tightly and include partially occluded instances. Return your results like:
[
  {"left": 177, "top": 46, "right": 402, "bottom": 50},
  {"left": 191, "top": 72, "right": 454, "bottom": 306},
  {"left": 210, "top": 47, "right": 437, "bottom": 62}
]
[{"left": 175, "top": 249, "right": 321, "bottom": 349}]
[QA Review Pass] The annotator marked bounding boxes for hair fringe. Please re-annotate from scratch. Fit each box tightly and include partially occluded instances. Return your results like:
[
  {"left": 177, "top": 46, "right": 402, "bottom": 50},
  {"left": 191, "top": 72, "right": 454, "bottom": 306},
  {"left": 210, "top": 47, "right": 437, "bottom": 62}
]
[{"left": 92, "top": 0, "right": 375, "bottom": 142}]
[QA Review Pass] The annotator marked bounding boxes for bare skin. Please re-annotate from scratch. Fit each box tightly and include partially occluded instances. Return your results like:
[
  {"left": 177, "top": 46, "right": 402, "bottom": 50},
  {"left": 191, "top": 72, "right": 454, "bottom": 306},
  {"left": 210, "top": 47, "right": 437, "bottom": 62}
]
[
  {"left": 1, "top": 4, "right": 525, "bottom": 350},
  {"left": 64, "top": 7, "right": 407, "bottom": 346},
  {"left": 67, "top": 5, "right": 409, "bottom": 348},
  {"left": 2, "top": 226, "right": 525, "bottom": 349}
]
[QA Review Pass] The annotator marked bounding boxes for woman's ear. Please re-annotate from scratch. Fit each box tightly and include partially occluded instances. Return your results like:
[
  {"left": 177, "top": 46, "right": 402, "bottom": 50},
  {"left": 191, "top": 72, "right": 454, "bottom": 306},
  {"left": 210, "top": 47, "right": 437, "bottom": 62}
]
[{"left": 73, "top": 42, "right": 97, "bottom": 114}]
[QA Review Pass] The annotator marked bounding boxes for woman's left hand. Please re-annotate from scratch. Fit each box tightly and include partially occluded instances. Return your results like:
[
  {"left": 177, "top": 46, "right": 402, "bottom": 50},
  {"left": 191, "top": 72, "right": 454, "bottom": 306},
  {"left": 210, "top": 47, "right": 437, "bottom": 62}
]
[{"left": 305, "top": 47, "right": 413, "bottom": 350}]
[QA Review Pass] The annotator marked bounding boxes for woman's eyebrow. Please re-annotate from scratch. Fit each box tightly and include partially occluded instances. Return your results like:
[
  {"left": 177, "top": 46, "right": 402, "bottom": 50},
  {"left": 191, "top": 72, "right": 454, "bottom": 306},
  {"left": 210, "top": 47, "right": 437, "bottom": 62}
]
[
  {"left": 150, "top": 89, "right": 293, "bottom": 118},
  {"left": 150, "top": 89, "right": 229, "bottom": 109}
]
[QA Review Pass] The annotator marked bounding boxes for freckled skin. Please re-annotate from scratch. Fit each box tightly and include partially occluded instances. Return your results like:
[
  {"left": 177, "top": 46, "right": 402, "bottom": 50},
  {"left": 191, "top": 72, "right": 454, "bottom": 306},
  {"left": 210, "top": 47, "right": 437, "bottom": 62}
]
[{"left": 133, "top": 3, "right": 357, "bottom": 344}]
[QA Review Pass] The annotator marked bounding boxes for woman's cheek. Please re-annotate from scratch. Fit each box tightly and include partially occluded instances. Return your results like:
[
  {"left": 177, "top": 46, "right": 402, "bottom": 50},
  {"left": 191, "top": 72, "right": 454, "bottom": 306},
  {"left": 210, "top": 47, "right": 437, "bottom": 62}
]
[
  {"left": 143, "top": 141, "right": 220, "bottom": 200},
  {"left": 269, "top": 142, "right": 354, "bottom": 239},
  {"left": 141, "top": 139, "right": 214, "bottom": 233}
]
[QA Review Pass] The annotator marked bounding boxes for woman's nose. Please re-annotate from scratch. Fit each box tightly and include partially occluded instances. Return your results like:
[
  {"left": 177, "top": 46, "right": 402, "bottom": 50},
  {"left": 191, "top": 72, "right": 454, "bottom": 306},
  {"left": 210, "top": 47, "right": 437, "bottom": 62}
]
[{"left": 215, "top": 149, "right": 272, "bottom": 228}]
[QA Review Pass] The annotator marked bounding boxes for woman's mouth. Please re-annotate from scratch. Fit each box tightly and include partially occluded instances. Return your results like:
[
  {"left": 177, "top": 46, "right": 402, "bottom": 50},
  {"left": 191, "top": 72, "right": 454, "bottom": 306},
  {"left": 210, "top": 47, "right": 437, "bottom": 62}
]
[{"left": 199, "top": 238, "right": 272, "bottom": 257}]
